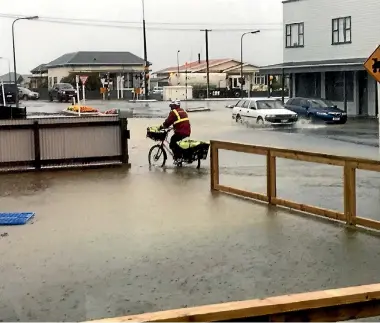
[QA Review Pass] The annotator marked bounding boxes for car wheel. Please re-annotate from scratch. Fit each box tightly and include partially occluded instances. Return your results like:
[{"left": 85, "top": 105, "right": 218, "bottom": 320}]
[
  {"left": 235, "top": 114, "right": 242, "bottom": 123},
  {"left": 58, "top": 95, "right": 63, "bottom": 103},
  {"left": 49, "top": 94, "right": 53, "bottom": 102},
  {"left": 23, "top": 94, "right": 29, "bottom": 101},
  {"left": 256, "top": 117, "right": 264, "bottom": 125}
]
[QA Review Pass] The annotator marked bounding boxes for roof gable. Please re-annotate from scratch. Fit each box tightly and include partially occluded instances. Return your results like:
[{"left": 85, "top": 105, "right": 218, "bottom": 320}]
[
  {"left": 155, "top": 58, "right": 237, "bottom": 74},
  {"left": 46, "top": 51, "right": 145, "bottom": 68},
  {"left": 31, "top": 64, "right": 48, "bottom": 74}
]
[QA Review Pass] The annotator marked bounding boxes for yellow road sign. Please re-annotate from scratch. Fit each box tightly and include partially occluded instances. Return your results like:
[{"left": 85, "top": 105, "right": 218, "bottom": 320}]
[{"left": 364, "top": 45, "right": 380, "bottom": 83}]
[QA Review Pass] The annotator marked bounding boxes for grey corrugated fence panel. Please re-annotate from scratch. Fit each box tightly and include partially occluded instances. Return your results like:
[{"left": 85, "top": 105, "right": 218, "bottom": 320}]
[
  {"left": 37, "top": 115, "right": 121, "bottom": 160},
  {"left": 36, "top": 116, "right": 119, "bottom": 124},
  {"left": 39, "top": 126, "right": 121, "bottom": 160},
  {"left": 0, "top": 129, "right": 34, "bottom": 162},
  {"left": 0, "top": 119, "right": 34, "bottom": 126},
  {"left": 0, "top": 116, "right": 124, "bottom": 170}
]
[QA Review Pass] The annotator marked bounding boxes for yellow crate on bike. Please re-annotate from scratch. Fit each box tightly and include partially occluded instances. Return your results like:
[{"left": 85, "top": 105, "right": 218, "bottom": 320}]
[
  {"left": 177, "top": 139, "right": 210, "bottom": 160},
  {"left": 146, "top": 126, "right": 167, "bottom": 141}
]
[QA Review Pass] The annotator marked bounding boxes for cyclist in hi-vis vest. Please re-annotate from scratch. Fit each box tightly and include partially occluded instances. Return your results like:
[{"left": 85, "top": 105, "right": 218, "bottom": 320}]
[{"left": 160, "top": 100, "right": 191, "bottom": 160}]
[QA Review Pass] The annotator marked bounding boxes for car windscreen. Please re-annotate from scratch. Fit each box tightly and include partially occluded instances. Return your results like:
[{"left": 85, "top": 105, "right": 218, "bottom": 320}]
[
  {"left": 256, "top": 100, "right": 284, "bottom": 110},
  {"left": 19, "top": 87, "right": 31, "bottom": 93},
  {"left": 309, "top": 99, "right": 334, "bottom": 108},
  {"left": 59, "top": 84, "right": 74, "bottom": 89}
]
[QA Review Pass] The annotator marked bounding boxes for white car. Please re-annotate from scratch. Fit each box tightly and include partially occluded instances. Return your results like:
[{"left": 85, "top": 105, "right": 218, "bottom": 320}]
[{"left": 231, "top": 98, "right": 298, "bottom": 125}]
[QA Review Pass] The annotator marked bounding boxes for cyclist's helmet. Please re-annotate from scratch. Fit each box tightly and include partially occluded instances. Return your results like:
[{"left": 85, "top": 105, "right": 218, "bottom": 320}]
[{"left": 169, "top": 100, "right": 176, "bottom": 109}]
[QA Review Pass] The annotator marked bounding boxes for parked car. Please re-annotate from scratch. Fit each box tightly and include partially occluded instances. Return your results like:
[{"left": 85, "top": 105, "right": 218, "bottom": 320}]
[
  {"left": 18, "top": 87, "right": 39, "bottom": 100},
  {"left": 285, "top": 97, "right": 347, "bottom": 124},
  {"left": 48, "top": 83, "right": 77, "bottom": 102},
  {"left": 151, "top": 87, "right": 163, "bottom": 95},
  {"left": 0, "top": 83, "right": 17, "bottom": 105},
  {"left": 232, "top": 98, "right": 298, "bottom": 125}
]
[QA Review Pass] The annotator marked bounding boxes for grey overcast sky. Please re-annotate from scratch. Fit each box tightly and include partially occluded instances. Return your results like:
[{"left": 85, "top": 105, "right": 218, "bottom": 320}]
[{"left": 0, "top": 0, "right": 283, "bottom": 75}]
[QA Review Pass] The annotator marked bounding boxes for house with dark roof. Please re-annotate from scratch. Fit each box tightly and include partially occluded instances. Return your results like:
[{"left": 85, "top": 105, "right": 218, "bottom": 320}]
[
  {"left": 0, "top": 72, "right": 23, "bottom": 84},
  {"left": 35, "top": 51, "right": 149, "bottom": 91},
  {"left": 259, "top": 0, "right": 379, "bottom": 117}
]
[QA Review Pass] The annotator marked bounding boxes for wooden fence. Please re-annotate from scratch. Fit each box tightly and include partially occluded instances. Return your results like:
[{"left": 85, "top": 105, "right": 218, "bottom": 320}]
[
  {"left": 88, "top": 283, "right": 380, "bottom": 322},
  {"left": 0, "top": 116, "right": 130, "bottom": 172},
  {"left": 210, "top": 140, "right": 380, "bottom": 231}
]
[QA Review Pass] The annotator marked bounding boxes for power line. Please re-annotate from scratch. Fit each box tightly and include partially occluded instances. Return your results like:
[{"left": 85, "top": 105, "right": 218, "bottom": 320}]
[
  {"left": 1, "top": 18, "right": 282, "bottom": 32},
  {"left": 0, "top": 12, "right": 283, "bottom": 31},
  {"left": 0, "top": 12, "right": 282, "bottom": 26}
]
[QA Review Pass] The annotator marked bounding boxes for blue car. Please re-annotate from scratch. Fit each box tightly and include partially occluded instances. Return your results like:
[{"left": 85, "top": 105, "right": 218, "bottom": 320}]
[{"left": 285, "top": 97, "right": 347, "bottom": 124}]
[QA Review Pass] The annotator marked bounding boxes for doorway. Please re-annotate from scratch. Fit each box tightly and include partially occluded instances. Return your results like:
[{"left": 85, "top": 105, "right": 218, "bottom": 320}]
[{"left": 357, "top": 71, "right": 368, "bottom": 115}]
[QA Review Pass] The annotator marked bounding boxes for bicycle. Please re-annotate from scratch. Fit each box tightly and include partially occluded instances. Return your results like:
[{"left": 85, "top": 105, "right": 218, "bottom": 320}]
[{"left": 146, "top": 126, "right": 210, "bottom": 169}]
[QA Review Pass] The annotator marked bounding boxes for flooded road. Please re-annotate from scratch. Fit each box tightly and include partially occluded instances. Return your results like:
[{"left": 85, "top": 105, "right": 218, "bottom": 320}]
[{"left": 1, "top": 105, "right": 380, "bottom": 321}]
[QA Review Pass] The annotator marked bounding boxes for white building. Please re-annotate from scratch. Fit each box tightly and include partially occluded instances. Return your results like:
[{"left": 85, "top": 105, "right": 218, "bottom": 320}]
[{"left": 260, "top": 0, "right": 379, "bottom": 116}]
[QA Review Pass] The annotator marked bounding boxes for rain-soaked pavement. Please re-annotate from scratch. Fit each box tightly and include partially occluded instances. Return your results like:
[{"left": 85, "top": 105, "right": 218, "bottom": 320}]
[{"left": 1, "top": 103, "right": 380, "bottom": 321}]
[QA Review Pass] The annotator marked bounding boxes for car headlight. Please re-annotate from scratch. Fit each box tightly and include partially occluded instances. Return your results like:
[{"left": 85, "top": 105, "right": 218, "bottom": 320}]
[
  {"left": 342, "top": 112, "right": 347, "bottom": 115},
  {"left": 265, "top": 114, "right": 275, "bottom": 118}
]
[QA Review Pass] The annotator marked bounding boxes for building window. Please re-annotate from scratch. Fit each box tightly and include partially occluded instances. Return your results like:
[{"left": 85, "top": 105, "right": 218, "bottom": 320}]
[
  {"left": 253, "top": 73, "right": 266, "bottom": 85},
  {"left": 285, "top": 22, "right": 304, "bottom": 48},
  {"left": 53, "top": 77, "right": 58, "bottom": 85},
  {"left": 325, "top": 71, "right": 354, "bottom": 102},
  {"left": 332, "top": 17, "right": 351, "bottom": 45},
  {"left": 48, "top": 77, "right": 52, "bottom": 88}
]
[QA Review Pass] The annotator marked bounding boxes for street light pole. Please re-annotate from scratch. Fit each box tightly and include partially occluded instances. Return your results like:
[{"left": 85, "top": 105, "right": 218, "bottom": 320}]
[
  {"left": 12, "top": 16, "right": 39, "bottom": 108},
  {"left": 240, "top": 30, "right": 260, "bottom": 98},
  {"left": 142, "top": 0, "right": 149, "bottom": 100}
]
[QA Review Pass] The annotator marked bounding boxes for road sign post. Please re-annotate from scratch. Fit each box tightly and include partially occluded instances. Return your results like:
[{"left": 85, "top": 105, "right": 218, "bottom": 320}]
[
  {"left": 364, "top": 45, "right": 380, "bottom": 149},
  {"left": 80, "top": 76, "right": 88, "bottom": 109},
  {"left": 75, "top": 75, "right": 80, "bottom": 116}
]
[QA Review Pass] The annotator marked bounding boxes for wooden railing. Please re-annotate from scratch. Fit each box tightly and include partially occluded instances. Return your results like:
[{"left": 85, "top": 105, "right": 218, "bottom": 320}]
[
  {"left": 210, "top": 140, "right": 380, "bottom": 231},
  {"left": 88, "top": 283, "right": 380, "bottom": 322}
]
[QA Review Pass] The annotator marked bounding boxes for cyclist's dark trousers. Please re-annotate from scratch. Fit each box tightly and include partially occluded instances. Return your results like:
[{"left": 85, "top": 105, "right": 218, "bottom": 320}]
[{"left": 170, "top": 134, "right": 187, "bottom": 159}]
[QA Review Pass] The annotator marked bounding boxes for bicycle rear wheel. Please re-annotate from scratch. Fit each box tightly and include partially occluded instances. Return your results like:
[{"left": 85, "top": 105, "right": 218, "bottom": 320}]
[{"left": 148, "top": 145, "right": 167, "bottom": 167}]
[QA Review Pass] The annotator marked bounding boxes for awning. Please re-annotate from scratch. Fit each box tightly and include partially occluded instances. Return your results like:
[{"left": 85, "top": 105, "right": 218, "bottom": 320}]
[{"left": 259, "top": 57, "right": 366, "bottom": 74}]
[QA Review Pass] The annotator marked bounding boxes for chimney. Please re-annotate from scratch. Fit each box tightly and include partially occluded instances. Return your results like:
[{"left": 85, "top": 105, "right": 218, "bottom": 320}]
[{"left": 198, "top": 53, "right": 201, "bottom": 64}]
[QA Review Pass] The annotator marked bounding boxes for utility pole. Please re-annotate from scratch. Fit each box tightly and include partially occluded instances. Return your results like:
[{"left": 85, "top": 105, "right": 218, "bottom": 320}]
[
  {"left": 201, "top": 29, "right": 212, "bottom": 99},
  {"left": 142, "top": 0, "right": 149, "bottom": 100}
]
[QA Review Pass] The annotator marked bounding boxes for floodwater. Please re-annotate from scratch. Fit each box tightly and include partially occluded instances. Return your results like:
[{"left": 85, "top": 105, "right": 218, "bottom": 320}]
[{"left": 1, "top": 106, "right": 380, "bottom": 321}]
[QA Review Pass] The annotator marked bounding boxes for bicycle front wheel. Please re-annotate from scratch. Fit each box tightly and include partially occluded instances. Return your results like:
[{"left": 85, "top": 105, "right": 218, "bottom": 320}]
[{"left": 148, "top": 145, "right": 167, "bottom": 167}]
